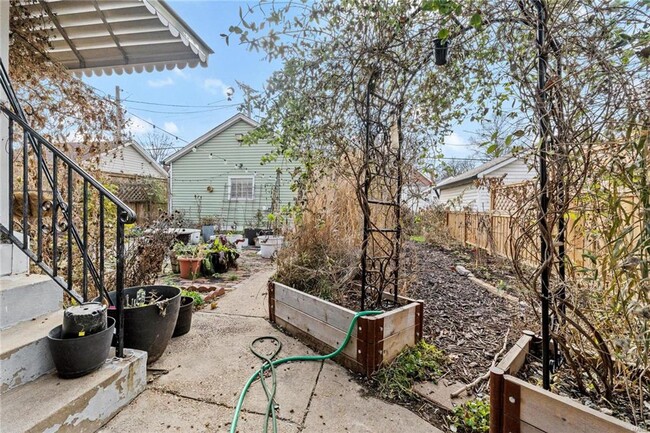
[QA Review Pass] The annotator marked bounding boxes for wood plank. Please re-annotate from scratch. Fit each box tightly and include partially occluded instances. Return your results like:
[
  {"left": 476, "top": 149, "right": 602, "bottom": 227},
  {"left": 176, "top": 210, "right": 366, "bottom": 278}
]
[
  {"left": 274, "top": 300, "right": 358, "bottom": 359},
  {"left": 497, "top": 334, "right": 532, "bottom": 374},
  {"left": 506, "top": 375, "right": 639, "bottom": 433},
  {"left": 274, "top": 316, "right": 364, "bottom": 375},
  {"left": 521, "top": 421, "right": 546, "bottom": 433},
  {"left": 273, "top": 282, "right": 357, "bottom": 335},
  {"left": 379, "top": 303, "right": 417, "bottom": 339},
  {"left": 379, "top": 325, "right": 417, "bottom": 363}
]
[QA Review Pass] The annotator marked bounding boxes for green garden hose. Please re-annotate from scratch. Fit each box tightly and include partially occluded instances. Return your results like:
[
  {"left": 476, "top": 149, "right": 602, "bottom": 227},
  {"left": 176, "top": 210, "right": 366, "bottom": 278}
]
[{"left": 229, "top": 310, "right": 382, "bottom": 433}]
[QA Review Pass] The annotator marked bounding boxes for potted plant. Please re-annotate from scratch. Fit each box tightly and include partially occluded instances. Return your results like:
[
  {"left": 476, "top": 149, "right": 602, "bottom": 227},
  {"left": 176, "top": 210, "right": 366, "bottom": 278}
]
[
  {"left": 99, "top": 285, "right": 181, "bottom": 364},
  {"left": 207, "top": 237, "right": 240, "bottom": 273},
  {"left": 173, "top": 242, "right": 206, "bottom": 279},
  {"left": 173, "top": 290, "right": 204, "bottom": 338},
  {"left": 259, "top": 214, "right": 284, "bottom": 258},
  {"left": 47, "top": 303, "right": 114, "bottom": 378}
]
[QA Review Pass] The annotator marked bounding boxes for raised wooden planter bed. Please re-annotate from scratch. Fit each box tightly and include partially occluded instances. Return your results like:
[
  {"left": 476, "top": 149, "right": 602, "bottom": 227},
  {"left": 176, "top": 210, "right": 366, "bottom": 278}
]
[
  {"left": 268, "top": 281, "right": 423, "bottom": 376},
  {"left": 490, "top": 332, "right": 640, "bottom": 433}
]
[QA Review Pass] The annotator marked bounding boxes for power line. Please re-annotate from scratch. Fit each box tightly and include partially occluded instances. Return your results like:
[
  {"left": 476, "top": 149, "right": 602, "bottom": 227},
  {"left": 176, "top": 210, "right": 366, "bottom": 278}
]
[
  {"left": 126, "top": 103, "right": 239, "bottom": 115},
  {"left": 125, "top": 110, "right": 190, "bottom": 143},
  {"left": 123, "top": 97, "right": 232, "bottom": 108}
]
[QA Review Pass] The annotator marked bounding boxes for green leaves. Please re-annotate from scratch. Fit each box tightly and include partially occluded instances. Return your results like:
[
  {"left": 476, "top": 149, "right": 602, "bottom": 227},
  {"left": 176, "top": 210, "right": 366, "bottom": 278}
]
[
  {"left": 437, "top": 28, "right": 450, "bottom": 40},
  {"left": 422, "top": 0, "right": 461, "bottom": 15},
  {"left": 470, "top": 13, "right": 482, "bottom": 29},
  {"left": 486, "top": 143, "right": 499, "bottom": 155}
]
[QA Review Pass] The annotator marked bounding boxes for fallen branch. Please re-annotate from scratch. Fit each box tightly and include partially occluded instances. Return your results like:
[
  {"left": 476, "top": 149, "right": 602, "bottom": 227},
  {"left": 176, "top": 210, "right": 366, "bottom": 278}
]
[{"left": 451, "top": 327, "right": 510, "bottom": 398}]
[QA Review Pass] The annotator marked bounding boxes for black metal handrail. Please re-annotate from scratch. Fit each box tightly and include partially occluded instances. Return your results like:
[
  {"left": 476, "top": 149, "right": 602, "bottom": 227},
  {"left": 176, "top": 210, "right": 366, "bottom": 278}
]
[{"left": 0, "top": 59, "right": 134, "bottom": 357}]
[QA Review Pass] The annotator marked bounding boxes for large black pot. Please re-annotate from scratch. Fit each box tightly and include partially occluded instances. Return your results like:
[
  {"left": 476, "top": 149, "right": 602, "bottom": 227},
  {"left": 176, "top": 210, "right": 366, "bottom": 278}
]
[
  {"left": 172, "top": 296, "right": 194, "bottom": 338},
  {"left": 100, "top": 285, "right": 181, "bottom": 364},
  {"left": 48, "top": 317, "right": 115, "bottom": 379}
]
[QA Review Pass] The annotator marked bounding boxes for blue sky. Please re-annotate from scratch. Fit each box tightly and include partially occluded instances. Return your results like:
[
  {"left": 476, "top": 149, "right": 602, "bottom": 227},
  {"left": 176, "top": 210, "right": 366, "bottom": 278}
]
[{"left": 84, "top": 1, "right": 477, "bottom": 161}]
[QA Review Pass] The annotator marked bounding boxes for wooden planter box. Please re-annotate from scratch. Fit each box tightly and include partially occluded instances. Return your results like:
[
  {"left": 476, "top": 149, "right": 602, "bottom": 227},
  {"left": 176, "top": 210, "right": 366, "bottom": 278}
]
[
  {"left": 268, "top": 281, "right": 423, "bottom": 376},
  {"left": 489, "top": 332, "right": 640, "bottom": 433}
]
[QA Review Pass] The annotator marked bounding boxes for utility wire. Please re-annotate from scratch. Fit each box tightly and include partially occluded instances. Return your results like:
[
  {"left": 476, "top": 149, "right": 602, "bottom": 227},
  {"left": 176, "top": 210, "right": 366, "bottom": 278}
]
[
  {"left": 126, "top": 103, "right": 240, "bottom": 115},
  {"left": 124, "top": 110, "right": 190, "bottom": 143},
  {"left": 123, "top": 97, "right": 232, "bottom": 108}
]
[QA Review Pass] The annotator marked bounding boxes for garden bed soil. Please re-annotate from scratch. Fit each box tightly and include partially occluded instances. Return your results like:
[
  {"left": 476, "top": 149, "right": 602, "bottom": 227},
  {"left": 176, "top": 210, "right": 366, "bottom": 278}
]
[{"left": 402, "top": 240, "right": 536, "bottom": 387}]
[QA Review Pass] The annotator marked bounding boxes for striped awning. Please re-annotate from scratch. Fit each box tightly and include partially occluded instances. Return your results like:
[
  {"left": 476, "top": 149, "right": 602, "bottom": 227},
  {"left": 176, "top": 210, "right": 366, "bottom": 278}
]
[{"left": 23, "top": 0, "right": 213, "bottom": 77}]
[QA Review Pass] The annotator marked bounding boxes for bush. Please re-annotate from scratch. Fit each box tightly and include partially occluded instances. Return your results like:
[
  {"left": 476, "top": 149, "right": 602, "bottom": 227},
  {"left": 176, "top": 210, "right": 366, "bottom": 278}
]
[
  {"left": 181, "top": 289, "right": 205, "bottom": 309},
  {"left": 373, "top": 340, "right": 446, "bottom": 401},
  {"left": 450, "top": 398, "right": 490, "bottom": 433},
  {"left": 416, "top": 205, "right": 456, "bottom": 246},
  {"left": 275, "top": 176, "right": 361, "bottom": 304}
]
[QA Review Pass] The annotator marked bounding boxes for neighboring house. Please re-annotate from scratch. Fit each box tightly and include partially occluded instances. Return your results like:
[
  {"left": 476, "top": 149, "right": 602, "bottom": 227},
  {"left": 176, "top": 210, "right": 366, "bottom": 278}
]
[
  {"left": 436, "top": 154, "right": 534, "bottom": 212},
  {"left": 164, "top": 113, "right": 295, "bottom": 229},
  {"left": 97, "top": 142, "right": 169, "bottom": 222},
  {"left": 404, "top": 169, "right": 435, "bottom": 212}
]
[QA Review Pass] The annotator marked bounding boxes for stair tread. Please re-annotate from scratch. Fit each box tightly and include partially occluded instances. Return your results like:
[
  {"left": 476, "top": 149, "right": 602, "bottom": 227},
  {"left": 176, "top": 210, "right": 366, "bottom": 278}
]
[
  {"left": 0, "top": 273, "right": 53, "bottom": 291},
  {"left": 0, "top": 310, "right": 61, "bottom": 356},
  {"left": 0, "top": 349, "right": 146, "bottom": 433}
]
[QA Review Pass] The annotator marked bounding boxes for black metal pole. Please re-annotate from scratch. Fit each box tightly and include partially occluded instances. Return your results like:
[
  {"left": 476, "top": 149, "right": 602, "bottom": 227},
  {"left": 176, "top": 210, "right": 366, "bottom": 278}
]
[
  {"left": 393, "top": 108, "right": 403, "bottom": 306},
  {"left": 360, "top": 75, "right": 374, "bottom": 312},
  {"left": 535, "top": 0, "right": 552, "bottom": 390}
]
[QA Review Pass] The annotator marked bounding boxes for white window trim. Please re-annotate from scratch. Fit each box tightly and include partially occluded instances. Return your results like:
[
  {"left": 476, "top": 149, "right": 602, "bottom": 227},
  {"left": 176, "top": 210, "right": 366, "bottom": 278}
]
[{"left": 228, "top": 175, "right": 255, "bottom": 201}]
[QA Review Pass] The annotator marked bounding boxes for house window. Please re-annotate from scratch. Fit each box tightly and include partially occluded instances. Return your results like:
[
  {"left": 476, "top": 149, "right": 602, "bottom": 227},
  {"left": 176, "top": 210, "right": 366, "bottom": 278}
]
[{"left": 229, "top": 176, "right": 254, "bottom": 201}]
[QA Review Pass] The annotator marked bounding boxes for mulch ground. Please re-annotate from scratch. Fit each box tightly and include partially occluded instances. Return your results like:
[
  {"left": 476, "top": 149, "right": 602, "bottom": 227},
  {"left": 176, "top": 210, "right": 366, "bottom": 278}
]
[{"left": 403, "top": 240, "right": 535, "bottom": 387}]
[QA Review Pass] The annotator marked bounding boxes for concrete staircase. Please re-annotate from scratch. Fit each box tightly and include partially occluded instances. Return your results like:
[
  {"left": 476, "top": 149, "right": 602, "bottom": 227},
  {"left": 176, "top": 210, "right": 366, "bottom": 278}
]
[{"left": 0, "top": 273, "right": 147, "bottom": 432}]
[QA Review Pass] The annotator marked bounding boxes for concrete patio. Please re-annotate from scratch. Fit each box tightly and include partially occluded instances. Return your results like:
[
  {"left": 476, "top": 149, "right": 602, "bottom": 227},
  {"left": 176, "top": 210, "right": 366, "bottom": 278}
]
[{"left": 99, "top": 270, "right": 442, "bottom": 433}]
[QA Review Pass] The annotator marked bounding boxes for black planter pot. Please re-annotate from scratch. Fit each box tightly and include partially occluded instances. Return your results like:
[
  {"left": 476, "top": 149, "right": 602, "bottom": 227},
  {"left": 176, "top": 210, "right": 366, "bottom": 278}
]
[
  {"left": 433, "top": 38, "right": 449, "bottom": 66},
  {"left": 48, "top": 317, "right": 115, "bottom": 379},
  {"left": 100, "top": 285, "right": 181, "bottom": 364},
  {"left": 62, "top": 302, "right": 107, "bottom": 339},
  {"left": 173, "top": 296, "right": 194, "bottom": 338},
  {"left": 244, "top": 228, "right": 259, "bottom": 246}
]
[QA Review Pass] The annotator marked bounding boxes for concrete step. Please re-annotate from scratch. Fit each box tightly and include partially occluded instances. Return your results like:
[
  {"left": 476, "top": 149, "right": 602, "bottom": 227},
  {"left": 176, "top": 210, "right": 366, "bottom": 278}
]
[
  {"left": 0, "top": 273, "right": 62, "bottom": 329},
  {"left": 1, "top": 310, "right": 61, "bottom": 392},
  {"left": 0, "top": 349, "right": 147, "bottom": 433}
]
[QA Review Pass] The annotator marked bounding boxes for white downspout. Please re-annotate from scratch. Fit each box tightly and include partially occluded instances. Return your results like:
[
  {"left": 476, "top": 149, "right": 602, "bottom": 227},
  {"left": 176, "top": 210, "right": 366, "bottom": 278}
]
[{"left": 168, "top": 163, "right": 173, "bottom": 214}]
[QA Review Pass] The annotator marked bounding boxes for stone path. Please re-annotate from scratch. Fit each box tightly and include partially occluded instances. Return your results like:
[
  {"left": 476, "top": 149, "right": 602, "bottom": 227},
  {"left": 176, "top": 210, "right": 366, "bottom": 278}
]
[{"left": 100, "top": 269, "right": 443, "bottom": 433}]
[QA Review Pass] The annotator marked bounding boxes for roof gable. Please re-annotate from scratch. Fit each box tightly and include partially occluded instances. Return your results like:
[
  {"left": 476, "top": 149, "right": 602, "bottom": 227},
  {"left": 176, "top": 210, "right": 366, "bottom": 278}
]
[
  {"left": 436, "top": 155, "right": 518, "bottom": 189},
  {"left": 102, "top": 141, "right": 168, "bottom": 178},
  {"left": 164, "top": 113, "right": 259, "bottom": 164}
]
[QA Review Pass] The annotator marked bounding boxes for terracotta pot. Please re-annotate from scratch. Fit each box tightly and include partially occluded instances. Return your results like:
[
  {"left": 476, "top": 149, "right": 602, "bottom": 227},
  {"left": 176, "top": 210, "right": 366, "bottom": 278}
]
[{"left": 178, "top": 257, "right": 202, "bottom": 279}]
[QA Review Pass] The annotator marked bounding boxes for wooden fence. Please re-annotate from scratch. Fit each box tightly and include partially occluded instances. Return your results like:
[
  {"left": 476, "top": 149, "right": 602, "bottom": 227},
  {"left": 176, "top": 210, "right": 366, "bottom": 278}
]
[{"left": 445, "top": 211, "right": 592, "bottom": 268}]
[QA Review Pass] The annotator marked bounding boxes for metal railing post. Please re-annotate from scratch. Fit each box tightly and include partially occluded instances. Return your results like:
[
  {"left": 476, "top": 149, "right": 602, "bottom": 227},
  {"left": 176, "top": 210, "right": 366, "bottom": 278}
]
[{"left": 116, "top": 216, "right": 126, "bottom": 358}]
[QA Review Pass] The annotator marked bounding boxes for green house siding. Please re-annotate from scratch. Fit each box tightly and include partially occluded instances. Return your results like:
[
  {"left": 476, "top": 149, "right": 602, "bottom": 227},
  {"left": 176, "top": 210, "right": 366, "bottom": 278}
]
[{"left": 169, "top": 119, "right": 295, "bottom": 228}]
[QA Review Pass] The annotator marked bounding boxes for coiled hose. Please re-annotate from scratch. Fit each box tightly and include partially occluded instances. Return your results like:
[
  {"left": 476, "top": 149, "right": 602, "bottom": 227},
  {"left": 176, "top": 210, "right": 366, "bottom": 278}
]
[{"left": 229, "top": 310, "right": 382, "bottom": 433}]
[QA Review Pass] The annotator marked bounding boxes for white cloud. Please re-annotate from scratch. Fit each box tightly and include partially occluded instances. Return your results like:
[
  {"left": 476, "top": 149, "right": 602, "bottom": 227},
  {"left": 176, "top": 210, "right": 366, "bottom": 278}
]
[
  {"left": 126, "top": 116, "right": 153, "bottom": 136},
  {"left": 163, "top": 122, "right": 179, "bottom": 134},
  {"left": 173, "top": 68, "right": 189, "bottom": 79},
  {"left": 203, "top": 78, "right": 233, "bottom": 97},
  {"left": 147, "top": 77, "right": 174, "bottom": 88},
  {"left": 444, "top": 132, "right": 464, "bottom": 146},
  {"left": 441, "top": 132, "right": 477, "bottom": 158}
]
